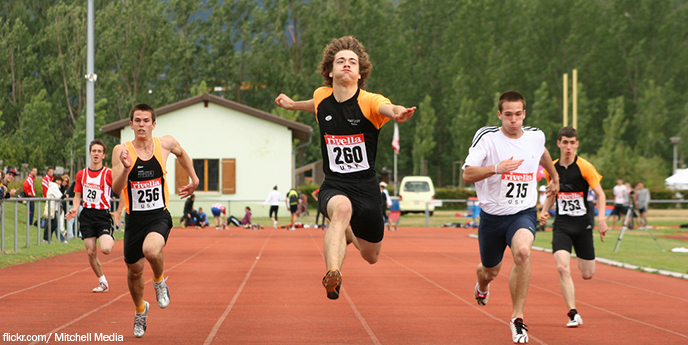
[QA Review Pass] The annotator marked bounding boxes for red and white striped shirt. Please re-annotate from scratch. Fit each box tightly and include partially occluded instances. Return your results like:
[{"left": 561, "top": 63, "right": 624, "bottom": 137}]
[
  {"left": 75, "top": 167, "right": 112, "bottom": 210},
  {"left": 212, "top": 203, "right": 226, "bottom": 214},
  {"left": 42, "top": 175, "right": 53, "bottom": 197}
]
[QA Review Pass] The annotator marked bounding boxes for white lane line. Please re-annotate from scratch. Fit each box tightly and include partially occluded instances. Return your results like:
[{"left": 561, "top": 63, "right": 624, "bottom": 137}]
[
  {"left": 382, "top": 252, "right": 549, "bottom": 345},
  {"left": 28, "top": 244, "right": 213, "bottom": 345},
  {"left": 309, "top": 233, "right": 381, "bottom": 345},
  {"left": 203, "top": 230, "right": 274, "bottom": 345},
  {"left": 0, "top": 255, "right": 124, "bottom": 300}
]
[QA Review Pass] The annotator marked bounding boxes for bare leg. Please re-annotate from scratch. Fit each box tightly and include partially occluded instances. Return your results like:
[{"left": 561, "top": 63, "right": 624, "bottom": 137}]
[
  {"left": 142, "top": 232, "right": 166, "bottom": 279},
  {"left": 553, "top": 250, "right": 575, "bottom": 310},
  {"left": 127, "top": 258, "right": 146, "bottom": 307},
  {"left": 85, "top": 238, "right": 103, "bottom": 278},
  {"left": 509, "top": 228, "right": 534, "bottom": 319},
  {"left": 323, "top": 196, "right": 352, "bottom": 271},
  {"left": 477, "top": 262, "right": 502, "bottom": 293}
]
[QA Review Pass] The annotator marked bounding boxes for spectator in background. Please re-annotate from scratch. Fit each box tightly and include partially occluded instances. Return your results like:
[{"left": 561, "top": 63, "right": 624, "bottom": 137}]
[
  {"left": 311, "top": 188, "right": 326, "bottom": 229},
  {"left": 263, "top": 185, "right": 281, "bottom": 228},
  {"left": 380, "top": 182, "right": 392, "bottom": 225},
  {"left": 23, "top": 167, "right": 38, "bottom": 226},
  {"left": 610, "top": 178, "right": 628, "bottom": 229},
  {"left": 59, "top": 174, "right": 71, "bottom": 238},
  {"left": 43, "top": 175, "right": 68, "bottom": 243},
  {"left": 286, "top": 188, "right": 300, "bottom": 231},
  {"left": 228, "top": 206, "right": 254, "bottom": 229},
  {"left": 211, "top": 203, "right": 227, "bottom": 230},
  {"left": 2, "top": 168, "right": 18, "bottom": 199},
  {"left": 65, "top": 177, "right": 78, "bottom": 238},
  {"left": 197, "top": 207, "right": 209, "bottom": 228},
  {"left": 634, "top": 182, "right": 650, "bottom": 229},
  {"left": 181, "top": 194, "right": 200, "bottom": 228},
  {"left": 42, "top": 167, "right": 55, "bottom": 198}
]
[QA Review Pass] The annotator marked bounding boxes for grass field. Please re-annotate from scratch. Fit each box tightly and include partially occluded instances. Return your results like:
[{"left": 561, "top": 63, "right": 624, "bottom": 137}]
[{"left": 2, "top": 204, "right": 687, "bottom": 275}]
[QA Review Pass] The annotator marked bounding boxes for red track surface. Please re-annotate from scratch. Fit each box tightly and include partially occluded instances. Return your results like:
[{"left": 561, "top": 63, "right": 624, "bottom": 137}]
[{"left": 1, "top": 226, "right": 687, "bottom": 344}]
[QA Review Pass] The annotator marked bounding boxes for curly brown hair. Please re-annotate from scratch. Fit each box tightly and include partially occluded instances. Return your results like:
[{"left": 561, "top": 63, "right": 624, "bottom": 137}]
[{"left": 319, "top": 36, "right": 372, "bottom": 89}]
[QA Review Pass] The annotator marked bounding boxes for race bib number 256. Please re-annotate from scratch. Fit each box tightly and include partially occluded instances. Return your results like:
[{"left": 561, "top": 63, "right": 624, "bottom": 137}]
[{"left": 130, "top": 178, "right": 164, "bottom": 211}]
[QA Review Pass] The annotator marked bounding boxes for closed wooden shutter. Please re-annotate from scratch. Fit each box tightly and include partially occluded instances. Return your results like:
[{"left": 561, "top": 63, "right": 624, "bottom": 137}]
[
  {"left": 175, "top": 159, "right": 189, "bottom": 194},
  {"left": 222, "top": 158, "right": 236, "bottom": 194}
]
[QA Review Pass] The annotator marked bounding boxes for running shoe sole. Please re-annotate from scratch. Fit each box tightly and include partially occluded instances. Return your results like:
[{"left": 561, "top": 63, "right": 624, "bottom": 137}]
[{"left": 322, "top": 269, "right": 342, "bottom": 300}]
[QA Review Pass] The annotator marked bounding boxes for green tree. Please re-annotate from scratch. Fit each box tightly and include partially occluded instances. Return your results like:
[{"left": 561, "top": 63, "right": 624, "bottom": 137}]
[{"left": 413, "top": 96, "right": 437, "bottom": 176}]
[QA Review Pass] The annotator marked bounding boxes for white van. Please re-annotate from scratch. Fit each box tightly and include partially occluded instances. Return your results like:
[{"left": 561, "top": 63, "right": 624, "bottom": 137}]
[{"left": 398, "top": 176, "right": 436, "bottom": 215}]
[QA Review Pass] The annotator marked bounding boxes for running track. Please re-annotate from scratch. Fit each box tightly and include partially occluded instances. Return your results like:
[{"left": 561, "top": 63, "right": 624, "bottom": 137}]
[{"left": 1, "top": 227, "right": 686, "bottom": 344}]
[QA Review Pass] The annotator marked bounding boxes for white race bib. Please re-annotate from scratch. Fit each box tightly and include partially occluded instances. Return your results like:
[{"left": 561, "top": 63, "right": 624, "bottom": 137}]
[
  {"left": 130, "top": 178, "right": 164, "bottom": 211},
  {"left": 499, "top": 172, "right": 536, "bottom": 207},
  {"left": 325, "top": 134, "right": 370, "bottom": 174},
  {"left": 557, "top": 192, "right": 586, "bottom": 216},
  {"left": 83, "top": 184, "right": 103, "bottom": 204}
]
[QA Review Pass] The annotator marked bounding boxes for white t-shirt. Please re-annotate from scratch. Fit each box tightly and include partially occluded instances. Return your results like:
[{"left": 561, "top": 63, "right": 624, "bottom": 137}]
[
  {"left": 264, "top": 190, "right": 281, "bottom": 206},
  {"left": 613, "top": 184, "right": 628, "bottom": 205},
  {"left": 463, "top": 126, "right": 545, "bottom": 216}
]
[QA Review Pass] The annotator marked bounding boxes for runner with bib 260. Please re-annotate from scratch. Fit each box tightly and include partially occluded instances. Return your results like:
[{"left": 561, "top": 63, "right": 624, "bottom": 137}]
[{"left": 275, "top": 36, "right": 416, "bottom": 301}]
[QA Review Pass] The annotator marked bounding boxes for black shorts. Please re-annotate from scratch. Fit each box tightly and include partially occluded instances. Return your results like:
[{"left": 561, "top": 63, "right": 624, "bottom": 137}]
[
  {"left": 289, "top": 204, "right": 298, "bottom": 214},
  {"left": 318, "top": 176, "right": 384, "bottom": 243},
  {"left": 478, "top": 208, "right": 537, "bottom": 268},
  {"left": 269, "top": 205, "right": 279, "bottom": 220},
  {"left": 78, "top": 208, "right": 114, "bottom": 240},
  {"left": 123, "top": 209, "right": 172, "bottom": 264},
  {"left": 610, "top": 204, "right": 627, "bottom": 217},
  {"left": 552, "top": 221, "right": 595, "bottom": 260}
]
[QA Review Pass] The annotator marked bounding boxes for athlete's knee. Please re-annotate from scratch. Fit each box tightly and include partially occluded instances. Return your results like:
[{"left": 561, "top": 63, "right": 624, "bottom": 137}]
[
  {"left": 101, "top": 247, "right": 112, "bottom": 255},
  {"left": 512, "top": 245, "right": 531, "bottom": 264},
  {"left": 361, "top": 252, "right": 379, "bottom": 265},
  {"left": 87, "top": 249, "right": 97, "bottom": 259},
  {"left": 556, "top": 263, "right": 571, "bottom": 277}
]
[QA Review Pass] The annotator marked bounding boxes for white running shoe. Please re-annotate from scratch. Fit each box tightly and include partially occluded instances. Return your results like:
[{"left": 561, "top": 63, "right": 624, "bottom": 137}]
[
  {"left": 474, "top": 282, "right": 489, "bottom": 306},
  {"left": 567, "top": 310, "right": 583, "bottom": 327},
  {"left": 92, "top": 282, "right": 109, "bottom": 293},
  {"left": 153, "top": 278, "right": 170, "bottom": 308},
  {"left": 133, "top": 301, "right": 149, "bottom": 338},
  {"left": 510, "top": 318, "right": 529, "bottom": 344}
]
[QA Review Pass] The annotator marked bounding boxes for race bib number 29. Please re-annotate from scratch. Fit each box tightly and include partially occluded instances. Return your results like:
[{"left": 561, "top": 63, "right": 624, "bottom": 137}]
[
  {"left": 325, "top": 134, "right": 370, "bottom": 174},
  {"left": 499, "top": 172, "right": 535, "bottom": 207},
  {"left": 130, "top": 178, "right": 164, "bottom": 211}
]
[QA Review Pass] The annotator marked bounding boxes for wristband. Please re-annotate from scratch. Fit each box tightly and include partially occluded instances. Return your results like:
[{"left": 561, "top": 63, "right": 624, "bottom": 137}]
[{"left": 494, "top": 164, "right": 499, "bottom": 175}]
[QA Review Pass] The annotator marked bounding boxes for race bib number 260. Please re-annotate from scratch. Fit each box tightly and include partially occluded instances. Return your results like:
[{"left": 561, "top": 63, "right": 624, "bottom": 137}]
[
  {"left": 325, "top": 134, "right": 370, "bottom": 174},
  {"left": 499, "top": 172, "right": 535, "bottom": 207}
]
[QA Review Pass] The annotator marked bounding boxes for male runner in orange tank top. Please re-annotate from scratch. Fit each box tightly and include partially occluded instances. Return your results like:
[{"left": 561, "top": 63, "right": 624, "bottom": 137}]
[{"left": 112, "top": 103, "right": 199, "bottom": 338}]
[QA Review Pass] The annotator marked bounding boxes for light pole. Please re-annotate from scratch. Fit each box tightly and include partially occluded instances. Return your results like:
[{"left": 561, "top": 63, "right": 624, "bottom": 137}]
[
  {"left": 452, "top": 160, "right": 464, "bottom": 189},
  {"left": 671, "top": 137, "right": 681, "bottom": 175}
]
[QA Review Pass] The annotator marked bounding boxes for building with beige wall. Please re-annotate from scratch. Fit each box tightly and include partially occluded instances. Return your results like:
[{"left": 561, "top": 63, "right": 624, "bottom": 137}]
[{"left": 101, "top": 93, "right": 311, "bottom": 220}]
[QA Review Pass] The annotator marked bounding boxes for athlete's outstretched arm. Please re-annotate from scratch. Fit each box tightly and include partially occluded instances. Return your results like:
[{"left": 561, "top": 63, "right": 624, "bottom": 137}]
[
  {"left": 540, "top": 148, "right": 559, "bottom": 196},
  {"left": 161, "top": 135, "right": 199, "bottom": 198},
  {"left": 275, "top": 94, "right": 315, "bottom": 113},
  {"left": 379, "top": 104, "right": 416, "bottom": 123},
  {"left": 592, "top": 183, "right": 608, "bottom": 241},
  {"left": 111, "top": 144, "right": 130, "bottom": 194}
]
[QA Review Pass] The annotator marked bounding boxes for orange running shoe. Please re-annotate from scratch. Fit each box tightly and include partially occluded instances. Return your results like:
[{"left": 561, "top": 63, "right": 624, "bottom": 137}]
[{"left": 322, "top": 269, "right": 342, "bottom": 300}]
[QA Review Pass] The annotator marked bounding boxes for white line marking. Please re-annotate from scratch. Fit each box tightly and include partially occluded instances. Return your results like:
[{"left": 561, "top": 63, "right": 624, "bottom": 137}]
[
  {"left": 203, "top": 230, "right": 274, "bottom": 345},
  {"left": 0, "top": 256, "right": 124, "bottom": 300}
]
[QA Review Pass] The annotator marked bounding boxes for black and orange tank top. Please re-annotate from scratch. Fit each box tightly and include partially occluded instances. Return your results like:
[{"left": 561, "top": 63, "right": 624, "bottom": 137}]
[
  {"left": 313, "top": 87, "right": 391, "bottom": 180},
  {"left": 122, "top": 137, "right": 169, "bottom": 215}
]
